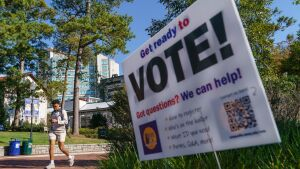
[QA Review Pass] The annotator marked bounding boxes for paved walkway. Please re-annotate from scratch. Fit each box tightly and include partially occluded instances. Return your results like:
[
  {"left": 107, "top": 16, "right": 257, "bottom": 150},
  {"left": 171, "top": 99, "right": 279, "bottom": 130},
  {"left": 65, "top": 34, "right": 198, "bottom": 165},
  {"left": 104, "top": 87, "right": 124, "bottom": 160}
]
[{"left": 0, "top": 152, "right": 107, "bottom": 169}]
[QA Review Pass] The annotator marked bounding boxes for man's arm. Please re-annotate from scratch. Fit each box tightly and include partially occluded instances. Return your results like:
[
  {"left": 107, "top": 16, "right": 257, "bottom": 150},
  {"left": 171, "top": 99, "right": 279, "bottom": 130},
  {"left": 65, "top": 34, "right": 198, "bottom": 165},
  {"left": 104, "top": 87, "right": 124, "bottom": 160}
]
[{"left": 57, "top": 110, "right": 68, "bottom": 125}]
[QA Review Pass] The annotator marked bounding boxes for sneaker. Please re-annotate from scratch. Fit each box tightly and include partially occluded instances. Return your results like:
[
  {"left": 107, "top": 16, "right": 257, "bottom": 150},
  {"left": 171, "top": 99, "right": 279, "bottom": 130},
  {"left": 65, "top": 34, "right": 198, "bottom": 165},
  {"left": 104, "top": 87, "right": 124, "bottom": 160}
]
[
  {"left": 45, "top": 163, "right": 55, "bottom": 169},
  {"left": 68, "top": 155, "right": 75, "bottom": 167}
]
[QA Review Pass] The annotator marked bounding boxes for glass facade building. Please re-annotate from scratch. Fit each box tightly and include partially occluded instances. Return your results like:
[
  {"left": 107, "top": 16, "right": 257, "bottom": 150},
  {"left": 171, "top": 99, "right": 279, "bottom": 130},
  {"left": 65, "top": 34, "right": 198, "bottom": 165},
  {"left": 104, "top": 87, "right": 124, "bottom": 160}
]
[{"left": 48, "top": 50, "right": 118, "bottom": 100}]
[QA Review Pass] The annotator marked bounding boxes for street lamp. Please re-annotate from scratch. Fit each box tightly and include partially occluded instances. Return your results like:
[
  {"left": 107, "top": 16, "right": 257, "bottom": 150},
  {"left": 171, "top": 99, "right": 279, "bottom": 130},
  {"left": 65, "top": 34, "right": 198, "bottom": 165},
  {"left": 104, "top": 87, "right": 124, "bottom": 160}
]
[{"left": 29, "top": 83, "right": 36, "bottom": 141}]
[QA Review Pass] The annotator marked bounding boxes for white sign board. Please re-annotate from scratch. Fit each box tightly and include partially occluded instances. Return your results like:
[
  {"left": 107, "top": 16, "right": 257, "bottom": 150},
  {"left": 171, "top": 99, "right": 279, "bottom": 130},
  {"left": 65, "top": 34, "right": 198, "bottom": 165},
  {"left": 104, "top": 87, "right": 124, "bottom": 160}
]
[
  {"left": 24, "top": 98, "right": 39, "bottom": 117},
  {"left": 123, "top": 0, "right": 280, "bottom": 161},
  {"left": 33, "top": 99, "right": 40, "bottom": 116},
  {"left": 24, "top": 98, "right": 32, "bottom": 117}
]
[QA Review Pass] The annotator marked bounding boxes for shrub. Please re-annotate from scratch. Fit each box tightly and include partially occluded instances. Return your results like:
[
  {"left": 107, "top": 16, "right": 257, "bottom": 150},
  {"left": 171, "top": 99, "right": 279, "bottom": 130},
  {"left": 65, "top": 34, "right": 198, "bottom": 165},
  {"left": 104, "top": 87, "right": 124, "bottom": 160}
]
[
  {"left": 90, "top": 113, "right": 107, "bottom": 128},
  {"left": 106, "top": 128, "right": 133, "bottom": 141},
  {"left": 108, "top": 86, "right": 135, "bottom": 149},
  {"left": 3, "top": 121, "right": 11, "bottom": 131},
  {"left": 106, "top": 127, "right": 135, "bottom": 150},
  {"left": 264, "top": 76, "right": 300, "bottom": 121},
  {"left": 16, "top": 121, "right": 45, "bottom": 132},
  {"left": 79, "top": 128, "right": 98, "bottom": 138}
]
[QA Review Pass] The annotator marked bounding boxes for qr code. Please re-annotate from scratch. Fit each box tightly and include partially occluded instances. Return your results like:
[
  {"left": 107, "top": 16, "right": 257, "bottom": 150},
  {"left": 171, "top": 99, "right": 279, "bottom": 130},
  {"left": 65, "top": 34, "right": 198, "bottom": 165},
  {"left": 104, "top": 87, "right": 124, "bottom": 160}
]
[{"left": 223, "top": 95, "right": 257, "bottom": 132}]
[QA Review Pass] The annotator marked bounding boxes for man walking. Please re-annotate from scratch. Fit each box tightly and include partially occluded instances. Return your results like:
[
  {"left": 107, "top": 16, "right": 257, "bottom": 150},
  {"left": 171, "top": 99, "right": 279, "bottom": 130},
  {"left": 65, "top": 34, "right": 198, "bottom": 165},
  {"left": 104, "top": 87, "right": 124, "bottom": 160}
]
[{"left": 45, "top": 100, "right": 74, "bottom": 169}]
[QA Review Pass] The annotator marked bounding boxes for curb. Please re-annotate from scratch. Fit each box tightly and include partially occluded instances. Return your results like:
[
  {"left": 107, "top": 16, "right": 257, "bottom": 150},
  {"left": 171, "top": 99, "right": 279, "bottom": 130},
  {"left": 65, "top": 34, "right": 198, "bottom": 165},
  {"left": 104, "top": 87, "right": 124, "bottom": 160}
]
[
  {"left": 0, "top": 151, "right": 108, "bottom": 159},
  {"left": 0, "top": 143, "right": 111, "bottom": 157}
]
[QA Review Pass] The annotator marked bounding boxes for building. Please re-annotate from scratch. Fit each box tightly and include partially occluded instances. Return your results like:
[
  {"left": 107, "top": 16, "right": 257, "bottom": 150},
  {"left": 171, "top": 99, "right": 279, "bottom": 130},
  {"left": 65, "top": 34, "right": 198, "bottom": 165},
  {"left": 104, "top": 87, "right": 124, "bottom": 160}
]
[
  {"left": 0, "top": 73, "right": 48, "bottom": 125},
  {"left": 55, "top": 100, "right": 115, "bottom": 128},
  {"left": 48, "top": 49, "right": 96, "bottom": 100},
  {"left": 79, "top": 96, "right": 101, "bottom": 103},
  {"left": 47, "top": 50, "right": 119, "bottom": 101},
  {"left": 96, "top": 54, "right": 119, "bottom": 82},
  {"left": 98, "top": 75, "right": 124, "bottom": 102}
]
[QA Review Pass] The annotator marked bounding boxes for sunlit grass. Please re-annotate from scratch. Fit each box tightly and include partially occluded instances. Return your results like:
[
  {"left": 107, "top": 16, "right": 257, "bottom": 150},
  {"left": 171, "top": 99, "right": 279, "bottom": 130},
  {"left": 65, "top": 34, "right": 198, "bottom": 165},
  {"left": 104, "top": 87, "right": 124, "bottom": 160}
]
[
  {"left": 100, "top": 120, "right": 300, "bottom": 169},
  {"left": 0, "top": 132, "right": 107, "bottom": 146}
]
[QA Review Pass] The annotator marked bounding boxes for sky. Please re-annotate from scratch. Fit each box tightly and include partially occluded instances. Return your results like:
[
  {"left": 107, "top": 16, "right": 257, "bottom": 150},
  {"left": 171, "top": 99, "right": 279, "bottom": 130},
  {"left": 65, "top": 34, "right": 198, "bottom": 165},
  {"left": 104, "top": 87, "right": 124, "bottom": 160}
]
[
  {"left": 272, "top": 0, "right": 300, "bottom": 42},
  {"left": 116, "top": 0, "right": 300, "bottom": 73},
  {"left": 45, "top": 0, "right": 300, "bottom": 74}
]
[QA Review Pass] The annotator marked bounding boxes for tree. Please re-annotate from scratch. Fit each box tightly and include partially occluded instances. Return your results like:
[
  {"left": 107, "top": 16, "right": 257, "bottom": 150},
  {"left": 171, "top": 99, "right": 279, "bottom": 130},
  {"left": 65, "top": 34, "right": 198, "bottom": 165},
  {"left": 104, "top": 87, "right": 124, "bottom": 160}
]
[
  {"left": 0, "top": 0, "right": 55, "bottom": 127},
  {"left": 146, "top": 0, "right": 193, "bottom": 37},
  {"left": 109, "top": 86, "right": 132, "bottom": 128},
  {"left": 281, "top": 33, "right": 300, "bottom": 77},
  {"left": 52, "top": 0, "right": 134, "bottom": 135},
  {"left": 0, "top": 0, "right": 55, "bottom": 73},
  {"left": 146, "top": 0, "right": 295, "bottom": 77},
  {"left": 271, "top": 29, "right": 300, "bottom": 83},
  {"left": 59, "top": 55, "right": 73, "bottom": 110},
  {"left": 51, "top": 17, "right": 81, "bottom": 109},
  {"left": 236, "top": 0, "right": 294, "bottom": 76},
  {"left": 108, "top": 86, "right": 135, "bottom": 147},
  {"left": 42, "top": 80, "right": 66, "bottom": 102},
  {"left": 293, "top": 0, "right": 300, "bottom": 4},
  {"left": 4, "top": 68, "right": 32, "bottom": 130}
]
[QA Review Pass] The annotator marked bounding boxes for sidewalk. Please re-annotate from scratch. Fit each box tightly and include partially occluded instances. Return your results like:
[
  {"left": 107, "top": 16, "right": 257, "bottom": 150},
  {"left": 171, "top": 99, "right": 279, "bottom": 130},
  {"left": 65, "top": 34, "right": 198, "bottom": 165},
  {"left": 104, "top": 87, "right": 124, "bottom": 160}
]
[{"left": 0, "top": 152, "right": 107, "bottom": 169}]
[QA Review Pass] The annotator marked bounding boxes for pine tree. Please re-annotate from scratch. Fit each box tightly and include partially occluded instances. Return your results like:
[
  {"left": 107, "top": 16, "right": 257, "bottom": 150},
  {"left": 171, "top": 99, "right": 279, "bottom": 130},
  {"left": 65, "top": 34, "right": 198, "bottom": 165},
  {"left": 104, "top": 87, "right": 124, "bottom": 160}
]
[
  {"left": 0, "top": 0, "right": 55, "bottom": 128},
  {"left": 52, "top": 0, "right": 134, "bottom": 135}
]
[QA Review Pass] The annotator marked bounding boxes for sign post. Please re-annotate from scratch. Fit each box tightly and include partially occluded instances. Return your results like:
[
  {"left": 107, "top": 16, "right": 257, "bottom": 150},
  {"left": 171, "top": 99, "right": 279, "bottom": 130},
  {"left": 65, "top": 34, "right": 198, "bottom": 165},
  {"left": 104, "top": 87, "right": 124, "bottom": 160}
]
[
  {"left": 201, "top": 110, "right": 221, "bottom": 169},
  {"left": 123, "top": 0, "right": 281, "bottom": 162},
  {"left": 25, "top": 98, "right": 39, "bottom": 141},
  {"left": 30, "top": 98, "right": 33, "bottom": 141}
]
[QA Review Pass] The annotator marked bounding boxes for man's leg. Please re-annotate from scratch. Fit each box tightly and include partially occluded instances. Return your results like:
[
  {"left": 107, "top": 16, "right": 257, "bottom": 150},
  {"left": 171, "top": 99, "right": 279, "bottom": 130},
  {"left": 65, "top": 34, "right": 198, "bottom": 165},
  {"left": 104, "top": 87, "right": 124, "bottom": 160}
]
[
  {"left": 49, "top": 140, "right": 55, "bottom": 160},
  {"left": 46, "top": 133, "right": 56, "bottom": 169},
  {"left": 58, "top": 141, "right": 69, "bottom": 156},
  {"left": 58, "top": 133, "right": 74, "bottom": 167}
]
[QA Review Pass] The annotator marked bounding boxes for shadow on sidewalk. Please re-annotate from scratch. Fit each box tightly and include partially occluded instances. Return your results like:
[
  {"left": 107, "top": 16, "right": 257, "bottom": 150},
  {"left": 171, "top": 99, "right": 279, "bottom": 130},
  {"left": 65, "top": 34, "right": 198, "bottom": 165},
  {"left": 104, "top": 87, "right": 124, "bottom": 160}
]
[{"left": 0, "top": 154, "right": 107, "bottom": 169}]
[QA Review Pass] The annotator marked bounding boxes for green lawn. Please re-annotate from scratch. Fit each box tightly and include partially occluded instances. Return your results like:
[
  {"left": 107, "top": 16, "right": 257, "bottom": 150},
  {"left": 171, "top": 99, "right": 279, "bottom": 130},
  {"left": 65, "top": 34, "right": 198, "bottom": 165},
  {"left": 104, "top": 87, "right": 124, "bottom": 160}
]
[{"left": 0, "top": 131, "right": 107, "bottom": 146}]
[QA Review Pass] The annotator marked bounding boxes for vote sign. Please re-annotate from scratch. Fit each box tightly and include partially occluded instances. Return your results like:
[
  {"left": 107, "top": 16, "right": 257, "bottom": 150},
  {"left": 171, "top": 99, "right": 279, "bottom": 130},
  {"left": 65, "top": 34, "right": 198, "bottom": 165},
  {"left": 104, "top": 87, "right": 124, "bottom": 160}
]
[{"left": 123, "top": 0, "right": 280, "bottom": 161}]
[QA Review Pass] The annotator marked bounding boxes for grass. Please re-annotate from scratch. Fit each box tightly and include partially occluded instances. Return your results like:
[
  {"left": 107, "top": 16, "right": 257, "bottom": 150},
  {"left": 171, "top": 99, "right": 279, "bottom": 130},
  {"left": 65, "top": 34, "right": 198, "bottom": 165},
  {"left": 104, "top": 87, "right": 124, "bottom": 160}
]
[
  {"left": 0, "top": 131, "right": 108, "bottom": 146},
  {"left": 100, "top": 120, "right": 300, "bottom": 169}
]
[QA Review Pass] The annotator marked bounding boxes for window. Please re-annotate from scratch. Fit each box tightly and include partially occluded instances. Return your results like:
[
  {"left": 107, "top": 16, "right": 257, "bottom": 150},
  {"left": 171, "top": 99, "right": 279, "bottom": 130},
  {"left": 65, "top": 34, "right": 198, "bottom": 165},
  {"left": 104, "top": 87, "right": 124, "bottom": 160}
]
[
  {"left": 102, "top": 59, "right": 108, "bottom": 64},
  {"left": 67, "top": 72, "right": 74, "bottom": 76}
]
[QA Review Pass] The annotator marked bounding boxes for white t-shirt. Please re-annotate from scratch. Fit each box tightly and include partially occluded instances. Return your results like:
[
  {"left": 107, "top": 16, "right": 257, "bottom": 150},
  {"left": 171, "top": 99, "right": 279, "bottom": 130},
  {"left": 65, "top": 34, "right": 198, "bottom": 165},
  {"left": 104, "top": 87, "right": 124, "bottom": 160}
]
[{"left": 50, "top": 109, "right": 68, "bottom": 132}]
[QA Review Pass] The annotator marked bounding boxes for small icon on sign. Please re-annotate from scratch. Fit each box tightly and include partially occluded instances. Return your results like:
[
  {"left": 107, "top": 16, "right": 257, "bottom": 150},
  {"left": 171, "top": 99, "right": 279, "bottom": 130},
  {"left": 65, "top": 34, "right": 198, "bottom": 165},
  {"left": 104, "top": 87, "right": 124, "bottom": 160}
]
[{"left": 139, "top": 120, "right": 162, "bottom": 155}]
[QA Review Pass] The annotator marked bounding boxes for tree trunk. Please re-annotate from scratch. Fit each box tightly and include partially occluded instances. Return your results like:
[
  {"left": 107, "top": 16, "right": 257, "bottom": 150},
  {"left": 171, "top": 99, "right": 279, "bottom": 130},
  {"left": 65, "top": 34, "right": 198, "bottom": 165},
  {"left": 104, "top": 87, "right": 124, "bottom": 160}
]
[
  {"left": 72, "top": 0, "right": 91, "bottom": 136},
  {"left": 12, "top": 91, "right": 21, "bottom": 129},
  {"left": 72, "top": 46, "right": 83, "bottom": 136},
  {"left": 61, "top": 51, "right": 71, "bottom": 110},
  {"left": 20, "top": 59, "right": 25, "bottom": 74},
  {"left": 12, "top": 59, "right": 25, "bottom": 129},
  {"left": 86, "top": 0, "right": 91, "bottom": 16}
]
